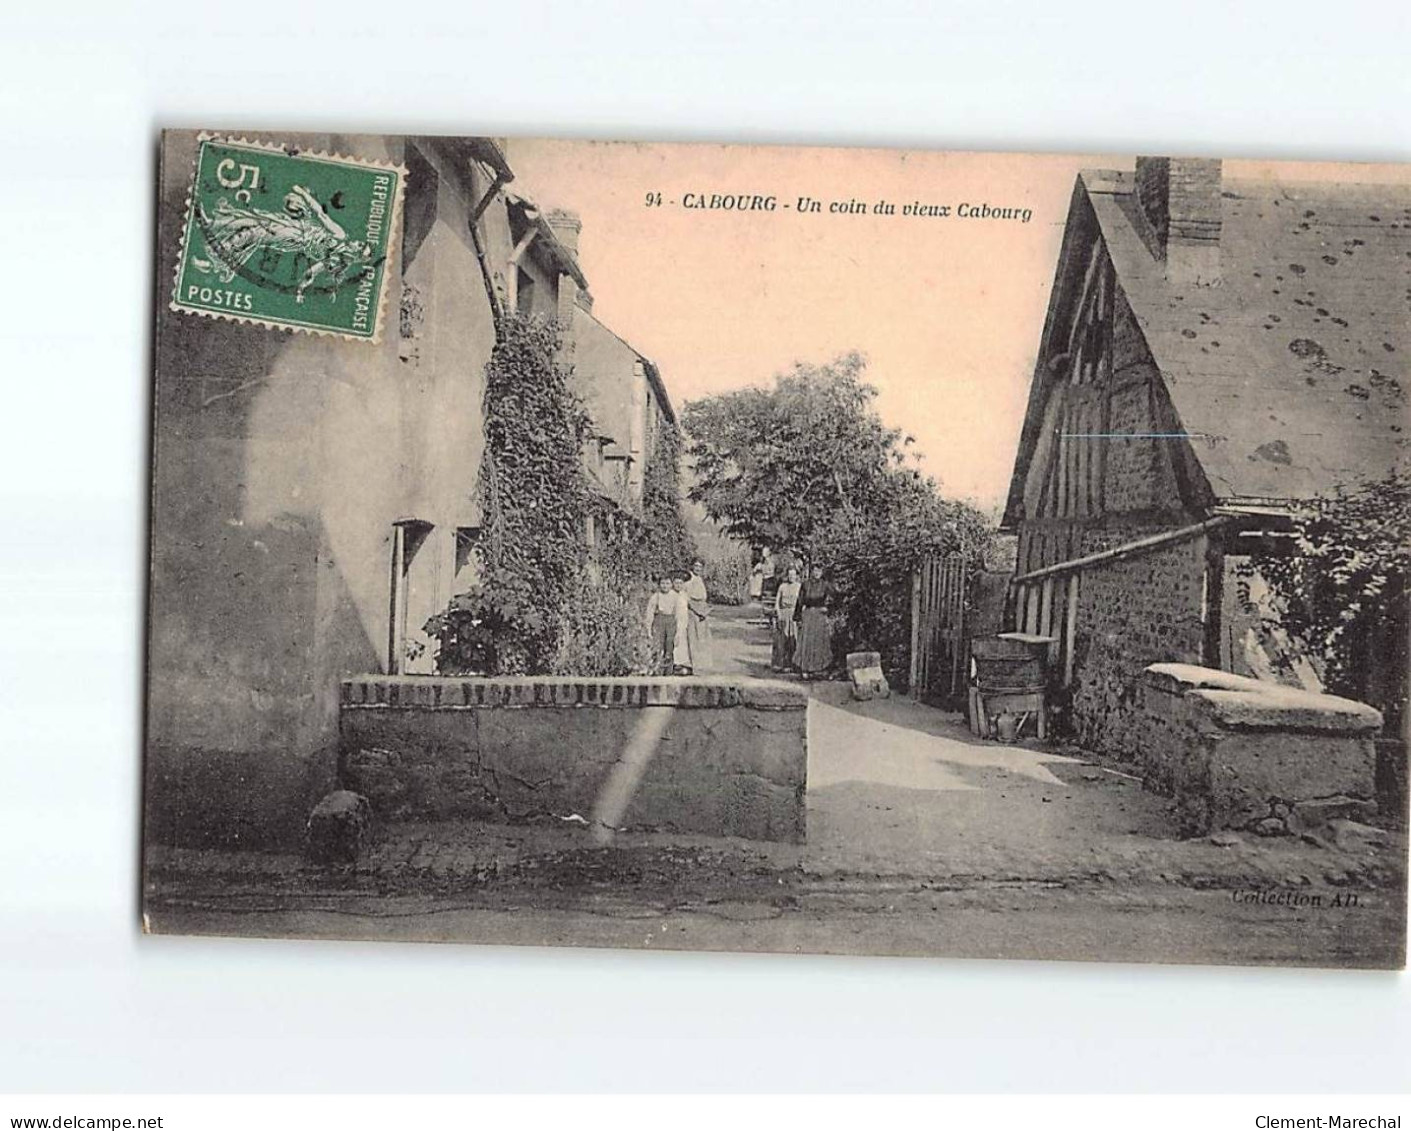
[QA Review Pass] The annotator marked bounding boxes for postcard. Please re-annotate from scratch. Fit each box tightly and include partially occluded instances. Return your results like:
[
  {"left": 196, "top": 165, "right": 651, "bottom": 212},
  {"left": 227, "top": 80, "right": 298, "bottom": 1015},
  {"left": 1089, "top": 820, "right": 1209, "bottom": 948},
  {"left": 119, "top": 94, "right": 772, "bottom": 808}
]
[{"left": 143, "top": 130, "right": 1408, "bottom": 968}]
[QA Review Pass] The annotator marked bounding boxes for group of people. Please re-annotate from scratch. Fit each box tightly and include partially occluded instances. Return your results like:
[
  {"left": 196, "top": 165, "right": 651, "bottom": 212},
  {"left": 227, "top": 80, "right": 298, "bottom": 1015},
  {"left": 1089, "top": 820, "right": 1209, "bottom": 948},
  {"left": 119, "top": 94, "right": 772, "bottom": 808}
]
[
  {"left": 643, "top": 553, "right": 833, "bottom": 679},
  {"left": 642, "top": 560, "right": 713, "bottom": 675},
  {"left": 768, "top": 562, "right": 834, "bottom": 678}
]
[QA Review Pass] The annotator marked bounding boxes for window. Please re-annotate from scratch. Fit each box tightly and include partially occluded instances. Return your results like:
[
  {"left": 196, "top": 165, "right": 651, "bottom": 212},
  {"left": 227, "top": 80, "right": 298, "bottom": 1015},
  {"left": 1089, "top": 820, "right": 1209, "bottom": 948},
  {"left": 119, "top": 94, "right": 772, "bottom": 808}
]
[
  {"left": 388, "top": 520, "right": 433, "bottom": 675},
  {"left": 454, "top": 526, "right": 482, "bottom": 588}
]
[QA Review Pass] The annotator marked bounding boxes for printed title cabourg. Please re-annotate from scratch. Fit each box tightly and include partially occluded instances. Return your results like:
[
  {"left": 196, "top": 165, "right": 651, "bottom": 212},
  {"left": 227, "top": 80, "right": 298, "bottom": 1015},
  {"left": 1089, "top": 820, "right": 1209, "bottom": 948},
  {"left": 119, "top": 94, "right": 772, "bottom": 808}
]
[{"left": 675, "top": 192, "right": 1034, "bottom": 221}]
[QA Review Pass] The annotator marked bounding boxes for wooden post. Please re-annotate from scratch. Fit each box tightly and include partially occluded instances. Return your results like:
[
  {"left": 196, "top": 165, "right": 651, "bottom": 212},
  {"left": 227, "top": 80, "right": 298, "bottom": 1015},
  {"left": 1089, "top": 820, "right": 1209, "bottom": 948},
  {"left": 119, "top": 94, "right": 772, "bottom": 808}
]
[
  {"left": 909, "top": 566, "right": 922, "bottom": 698},
  {"left": 950, "top": 552, "right": 967, "bottom": 699},
  {"left": 387, "top": 525, "right": 406, "bottom": 675},
  {"left": 1202, "top": 531, "right": 1224, "bottom": 670},
  {"left": 1063, "top": 572, "right": 1080, "bottom": 687},
  {"left": 1076, "top": 400, "right": 1089, "bottom": 517}
]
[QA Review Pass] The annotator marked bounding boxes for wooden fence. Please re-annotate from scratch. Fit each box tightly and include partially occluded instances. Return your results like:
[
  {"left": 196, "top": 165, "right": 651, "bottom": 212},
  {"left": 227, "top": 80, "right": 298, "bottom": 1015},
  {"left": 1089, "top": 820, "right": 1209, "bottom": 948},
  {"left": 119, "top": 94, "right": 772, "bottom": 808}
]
[{"left": 909, "top": 551, "right": 968, "bottom": 702}]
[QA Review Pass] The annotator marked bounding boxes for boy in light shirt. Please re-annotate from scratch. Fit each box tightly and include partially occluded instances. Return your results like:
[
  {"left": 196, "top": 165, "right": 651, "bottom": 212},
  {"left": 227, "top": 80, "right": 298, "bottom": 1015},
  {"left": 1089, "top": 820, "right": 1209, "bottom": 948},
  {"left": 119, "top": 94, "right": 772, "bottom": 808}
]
[{"left": 643, "top": 575, "right": 681, "bottom": 672}]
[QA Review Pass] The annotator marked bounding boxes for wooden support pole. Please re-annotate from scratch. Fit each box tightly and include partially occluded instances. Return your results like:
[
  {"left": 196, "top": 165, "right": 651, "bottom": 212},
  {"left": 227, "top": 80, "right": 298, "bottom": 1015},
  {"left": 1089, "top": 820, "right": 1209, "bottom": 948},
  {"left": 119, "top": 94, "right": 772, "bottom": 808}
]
[
  {"left": 909, "top": 567, "right": 922, "bottom": 698},
  {"left": 388, "top": 525, "right": 406, "bottom": 675},
  {"left": 1011, "top": 516, "right": 1230, "bottom": 587},
  {"left": 1064, "top": 573, "right": 1080, "bottom": 687}
]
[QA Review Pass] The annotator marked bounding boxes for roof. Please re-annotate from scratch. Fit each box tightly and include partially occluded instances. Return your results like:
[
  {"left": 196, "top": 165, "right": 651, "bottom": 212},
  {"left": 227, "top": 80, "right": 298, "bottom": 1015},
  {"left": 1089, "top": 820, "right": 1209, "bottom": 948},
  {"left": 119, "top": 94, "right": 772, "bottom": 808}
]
[
  {"left": 1084, "top": 168, "right": 1410, "bottom": 504},
  {"left": 504, "top": 191, "right": 590, "bottom": 290},
  {"left": 425, "top": 136, "right": 514, "bottom": 184}
]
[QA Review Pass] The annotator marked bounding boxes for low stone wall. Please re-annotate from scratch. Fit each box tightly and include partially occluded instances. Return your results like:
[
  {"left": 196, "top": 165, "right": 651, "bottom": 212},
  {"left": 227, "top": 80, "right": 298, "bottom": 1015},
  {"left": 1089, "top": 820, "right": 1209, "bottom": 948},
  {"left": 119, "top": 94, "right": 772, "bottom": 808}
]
[
  {"left": 1137, "top": 663, "right": 1382, "bottom": 836},
  {"left": 338, "top": 676, "right": 809, "bottom": 843}
]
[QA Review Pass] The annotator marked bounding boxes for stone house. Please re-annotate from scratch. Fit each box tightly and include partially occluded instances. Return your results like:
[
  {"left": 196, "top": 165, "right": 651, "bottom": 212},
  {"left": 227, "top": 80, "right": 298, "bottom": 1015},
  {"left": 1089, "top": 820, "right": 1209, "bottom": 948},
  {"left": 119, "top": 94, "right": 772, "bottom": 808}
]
[
  {"left": 570, "top": 304, "right": 677, "bottom": 535},
  {"left": 146, "top": 131, "right": 667, "bottom": 848},
  {"left": 999, "top": 156, "right": 1408, "bottom": 757}
]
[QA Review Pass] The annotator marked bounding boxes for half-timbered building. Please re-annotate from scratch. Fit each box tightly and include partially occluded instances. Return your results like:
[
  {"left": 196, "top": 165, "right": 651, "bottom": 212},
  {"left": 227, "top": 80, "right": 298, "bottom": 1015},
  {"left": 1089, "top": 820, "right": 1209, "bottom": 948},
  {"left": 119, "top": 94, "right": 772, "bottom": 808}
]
[{"left": 1000, "top": 157, "right": 1408, "bottom": 755}]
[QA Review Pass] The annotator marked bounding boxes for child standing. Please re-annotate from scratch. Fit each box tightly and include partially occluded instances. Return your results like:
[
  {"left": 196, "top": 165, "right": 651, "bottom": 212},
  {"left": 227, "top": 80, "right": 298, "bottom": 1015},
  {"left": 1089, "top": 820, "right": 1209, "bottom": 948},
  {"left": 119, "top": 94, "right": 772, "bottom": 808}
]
[{"left": 644, "top": 575, "right": 680, "bottom": 671}]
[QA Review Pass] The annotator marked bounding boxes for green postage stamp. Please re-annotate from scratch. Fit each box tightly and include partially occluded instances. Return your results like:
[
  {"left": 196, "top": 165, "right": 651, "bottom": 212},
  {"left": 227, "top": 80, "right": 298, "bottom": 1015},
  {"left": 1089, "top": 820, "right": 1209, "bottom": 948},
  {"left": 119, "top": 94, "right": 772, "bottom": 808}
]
[{"left": 171, "top": 136, "right": 406, "bottom": 342}]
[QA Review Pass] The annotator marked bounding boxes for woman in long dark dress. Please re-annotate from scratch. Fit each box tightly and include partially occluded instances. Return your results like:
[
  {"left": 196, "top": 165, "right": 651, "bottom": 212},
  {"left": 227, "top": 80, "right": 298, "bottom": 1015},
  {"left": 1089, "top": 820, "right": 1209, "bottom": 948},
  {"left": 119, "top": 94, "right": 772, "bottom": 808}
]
[{"left": 793, "top": 564, "right": 834, "bottom": 677}]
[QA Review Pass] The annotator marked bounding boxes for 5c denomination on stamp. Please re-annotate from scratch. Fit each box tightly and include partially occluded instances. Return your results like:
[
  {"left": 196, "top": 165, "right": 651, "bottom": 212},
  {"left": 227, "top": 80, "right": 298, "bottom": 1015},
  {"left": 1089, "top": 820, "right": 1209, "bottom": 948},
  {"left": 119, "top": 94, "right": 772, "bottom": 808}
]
[{"left": 171, "top": 135, "right": 406, "bottom": 342}]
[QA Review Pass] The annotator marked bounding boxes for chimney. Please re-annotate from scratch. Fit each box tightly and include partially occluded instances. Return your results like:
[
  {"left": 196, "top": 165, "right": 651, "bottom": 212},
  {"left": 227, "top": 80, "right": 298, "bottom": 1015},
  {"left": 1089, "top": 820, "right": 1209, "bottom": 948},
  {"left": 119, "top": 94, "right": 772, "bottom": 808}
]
[
  {"left": 545, "top": 208, "right": 583, "bottom": 326},
  {"left": 546, "top": 208, "right": 581, "bottom": 256},
  {"left": 1133, "top": 157, "right": 1223, "bottom": 285}
]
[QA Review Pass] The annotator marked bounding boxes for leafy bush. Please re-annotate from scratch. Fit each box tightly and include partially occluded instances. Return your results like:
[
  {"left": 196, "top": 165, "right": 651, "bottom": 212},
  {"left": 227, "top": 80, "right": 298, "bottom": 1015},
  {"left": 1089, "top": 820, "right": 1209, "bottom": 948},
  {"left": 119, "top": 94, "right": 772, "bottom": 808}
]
[
  {"left": 1249, "top": 469, "right": 1410, "bottom": 726},
  {"left": 700, "top": 544, "right": 751, "bottom": 605},
  {"left": 422, "top": 566, "right": 544, "bottom": 676},
  {"left": 808, "top": 474, "right": 992, "bottom": 682},
  {"left": 550, "top": 572, "right": 659, "bottom": 676}
]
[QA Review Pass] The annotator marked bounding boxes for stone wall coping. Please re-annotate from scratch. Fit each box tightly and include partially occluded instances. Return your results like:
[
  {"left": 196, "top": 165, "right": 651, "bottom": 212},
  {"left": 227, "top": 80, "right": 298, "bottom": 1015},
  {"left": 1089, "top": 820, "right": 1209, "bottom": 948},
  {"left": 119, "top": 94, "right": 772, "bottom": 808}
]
[
  {"left": 1143, "top": 663, "right": 1383, "bottom": 733},
  {"left": 996, "top": 632, "right": 1059, "bottom": 646},
  {"left": 341, "top": 674, "right": 809, "bottom": 711}
]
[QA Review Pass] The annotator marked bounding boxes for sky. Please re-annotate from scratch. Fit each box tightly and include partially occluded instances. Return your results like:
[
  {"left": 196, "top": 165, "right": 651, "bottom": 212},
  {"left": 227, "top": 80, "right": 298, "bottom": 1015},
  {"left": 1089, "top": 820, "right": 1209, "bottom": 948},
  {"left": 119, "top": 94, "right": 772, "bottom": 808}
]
[{"left": 503, "top": 141, "right": 1407, "bottom": 512}]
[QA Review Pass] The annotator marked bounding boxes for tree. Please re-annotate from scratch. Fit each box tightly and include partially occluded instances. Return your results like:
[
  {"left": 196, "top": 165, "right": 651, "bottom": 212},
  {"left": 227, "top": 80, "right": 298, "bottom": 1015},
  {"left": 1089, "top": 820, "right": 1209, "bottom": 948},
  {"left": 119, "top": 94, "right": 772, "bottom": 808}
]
[
  {"left": 683, "top": 352, "right": 992, "bottom": 681},
  {"left": 1249, "top": 469, "right": 1410, "bottom": 729},
  {"left": 682, "top": 352, "right": 912, "bottom": 550}
]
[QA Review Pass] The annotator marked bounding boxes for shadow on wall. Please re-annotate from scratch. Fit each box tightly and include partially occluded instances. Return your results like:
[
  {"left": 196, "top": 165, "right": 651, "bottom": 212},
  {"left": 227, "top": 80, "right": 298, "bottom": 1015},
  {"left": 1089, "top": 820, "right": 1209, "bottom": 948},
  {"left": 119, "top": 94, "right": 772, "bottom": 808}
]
[
  {"left": 145, "top": 149, "right": 392, "bottom": 850},
  {"left": 145, "top": 510, "right": 380, "bottom": 850}
]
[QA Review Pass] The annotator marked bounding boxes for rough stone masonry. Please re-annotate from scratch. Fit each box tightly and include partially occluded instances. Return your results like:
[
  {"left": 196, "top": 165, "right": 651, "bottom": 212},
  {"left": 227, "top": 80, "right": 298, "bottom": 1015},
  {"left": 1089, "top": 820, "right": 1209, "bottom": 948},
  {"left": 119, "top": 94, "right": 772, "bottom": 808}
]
[
  {"left": 1136, "top": 663, "right": 1382, "bottom": 837},
  {"left": 338, "top": 675, "right": 809, "bottom": 843}
]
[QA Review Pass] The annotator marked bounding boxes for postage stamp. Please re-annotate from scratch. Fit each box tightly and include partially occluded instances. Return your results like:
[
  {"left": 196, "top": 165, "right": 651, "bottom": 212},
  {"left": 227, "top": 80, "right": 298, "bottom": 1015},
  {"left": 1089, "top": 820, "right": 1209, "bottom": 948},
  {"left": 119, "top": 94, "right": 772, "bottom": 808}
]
[{"left": 170, "top": 136, "right": 406, "bottom": 342}]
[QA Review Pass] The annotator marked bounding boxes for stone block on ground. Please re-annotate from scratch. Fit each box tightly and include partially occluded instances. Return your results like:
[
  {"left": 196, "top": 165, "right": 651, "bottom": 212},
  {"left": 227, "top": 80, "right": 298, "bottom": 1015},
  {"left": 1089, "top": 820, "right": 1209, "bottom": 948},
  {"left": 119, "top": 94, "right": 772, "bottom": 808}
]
[
  {"left": 846, "top": 651, "right": 891, "bottom": 701},
  {"left": 1328, "top": 819, "right": 1392, "bottom": 853},
  {"left": 1288, "top": 795, "right": 1377, "bottom": 835},
  {"left": 306, "top": 789, "right": 372, "bottom": 865}
]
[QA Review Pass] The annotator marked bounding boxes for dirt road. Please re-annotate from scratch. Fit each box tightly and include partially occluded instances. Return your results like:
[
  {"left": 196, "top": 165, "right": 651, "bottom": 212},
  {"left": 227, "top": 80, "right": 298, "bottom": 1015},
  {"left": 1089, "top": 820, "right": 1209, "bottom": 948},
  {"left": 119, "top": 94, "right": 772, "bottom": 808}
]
[{"left": 145, "top": 603, "right": 1407, "bottom": 968}]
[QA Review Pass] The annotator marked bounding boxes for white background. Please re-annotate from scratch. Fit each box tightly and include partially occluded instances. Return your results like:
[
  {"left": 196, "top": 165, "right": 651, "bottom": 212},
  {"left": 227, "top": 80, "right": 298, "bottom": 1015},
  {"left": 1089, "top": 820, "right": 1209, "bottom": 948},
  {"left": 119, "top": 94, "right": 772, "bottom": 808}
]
[{"left": 1, "top": 0, "right": 1408, "bottom": 1094}]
